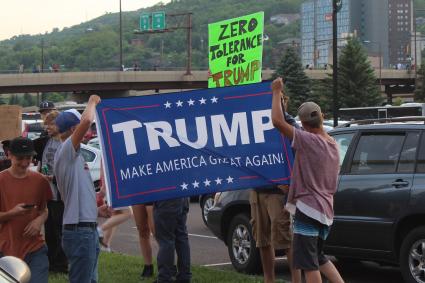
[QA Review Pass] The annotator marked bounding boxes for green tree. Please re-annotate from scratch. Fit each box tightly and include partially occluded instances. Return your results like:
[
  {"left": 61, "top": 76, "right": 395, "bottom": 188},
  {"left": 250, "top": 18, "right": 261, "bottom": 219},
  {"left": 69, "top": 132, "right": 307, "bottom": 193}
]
[
  {"left": 8, "top": 94, "right": 19, "bottom": 105},
  {"left": 334, "top": 38, "right": 382, "bottom": 108},
  {"left": 414, "top": 63, "right": 425, "bottom": 102},
  {"left": 273, "top": 47, "right": 311, "bottom": 115},
  {"left": 22, "top": 93, "right": 35, "bottom": 107},
  {"left": 44, "top": 92, "right": 67, "bottom": 102},
  {"left": 393, "top": 97, "right": 403, "bottom": 106},
  {"left": 311, "top": 79, "right": 332, "bottom": 115}
]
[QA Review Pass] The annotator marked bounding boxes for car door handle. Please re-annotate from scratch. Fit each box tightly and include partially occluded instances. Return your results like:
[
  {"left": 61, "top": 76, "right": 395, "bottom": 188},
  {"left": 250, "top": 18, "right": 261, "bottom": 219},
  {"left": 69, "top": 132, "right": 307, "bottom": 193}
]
[{"left": 391, "top": 179, "right": 409, "bottom": 188}]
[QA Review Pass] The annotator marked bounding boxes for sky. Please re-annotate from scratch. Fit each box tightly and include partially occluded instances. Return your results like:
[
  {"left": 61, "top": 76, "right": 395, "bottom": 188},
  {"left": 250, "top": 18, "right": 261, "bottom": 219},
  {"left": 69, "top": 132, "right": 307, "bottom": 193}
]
[{"left": 1, "top": 0, "right": 170, "bottom": 40}]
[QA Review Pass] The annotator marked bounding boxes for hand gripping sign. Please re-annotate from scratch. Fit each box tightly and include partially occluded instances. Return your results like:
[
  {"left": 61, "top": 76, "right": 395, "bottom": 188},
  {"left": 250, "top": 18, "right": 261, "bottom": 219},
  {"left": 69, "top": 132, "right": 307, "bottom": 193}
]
[{"left": 96, "top": 82, "right": 293, "bottom": 208}]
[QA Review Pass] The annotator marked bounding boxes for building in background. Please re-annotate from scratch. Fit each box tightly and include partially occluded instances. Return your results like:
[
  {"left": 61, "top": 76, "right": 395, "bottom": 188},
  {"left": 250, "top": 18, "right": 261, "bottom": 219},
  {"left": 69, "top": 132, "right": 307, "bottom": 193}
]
[
  {"left": 301, "top": 0, "right": 414, "bottom": 69},
  {"left": 301, "top": 0, "right": 351, "bottom": 69},
  {"left": 388, "top": 0, "right": 413, "bottom": 67}
]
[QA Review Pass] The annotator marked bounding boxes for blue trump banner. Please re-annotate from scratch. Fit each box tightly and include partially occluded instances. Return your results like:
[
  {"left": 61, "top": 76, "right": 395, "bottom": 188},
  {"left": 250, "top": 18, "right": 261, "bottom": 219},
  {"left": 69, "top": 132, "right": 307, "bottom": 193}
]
[{"left": 96, "top": 82, "right": 294, "bottom": 208}]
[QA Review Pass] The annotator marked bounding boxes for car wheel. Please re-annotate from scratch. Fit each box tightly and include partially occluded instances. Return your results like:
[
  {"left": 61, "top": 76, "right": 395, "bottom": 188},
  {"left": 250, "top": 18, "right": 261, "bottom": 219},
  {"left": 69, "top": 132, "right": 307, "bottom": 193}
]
[
  {"left": 400, "top": 226, "right": 425, "bottom": 283},
  {"left": 201, "top": 195, "right": 214, "bottom": 226},
  {"left": 226, "top": 213, "right": 261, "bottom": 274}
]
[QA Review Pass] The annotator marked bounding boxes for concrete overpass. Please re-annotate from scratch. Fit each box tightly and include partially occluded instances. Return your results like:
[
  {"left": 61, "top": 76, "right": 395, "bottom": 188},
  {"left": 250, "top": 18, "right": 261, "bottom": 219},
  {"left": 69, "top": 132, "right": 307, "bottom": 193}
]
[{"left": 0, "top": 69, "right": 416, "bottom": 101}]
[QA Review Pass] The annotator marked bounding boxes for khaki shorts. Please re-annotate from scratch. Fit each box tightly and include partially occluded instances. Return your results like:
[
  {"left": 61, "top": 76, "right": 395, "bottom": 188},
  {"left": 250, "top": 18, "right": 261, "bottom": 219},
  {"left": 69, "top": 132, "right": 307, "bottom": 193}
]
[{"left": 249, "top": 190, "right": 292, "bottom": 249}]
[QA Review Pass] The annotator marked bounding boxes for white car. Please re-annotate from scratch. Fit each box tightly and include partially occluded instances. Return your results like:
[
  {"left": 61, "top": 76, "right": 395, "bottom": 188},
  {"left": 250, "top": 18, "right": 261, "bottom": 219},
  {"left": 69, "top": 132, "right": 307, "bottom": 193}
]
[
  {"left": 27, "top": 143, "right": 101, "bottom": 191},
  {"left": 80, "top": 144, "right": 101, "bottom": 191},
  {"left": 86, "top": 137, "right": 100, "bottom": 149}
]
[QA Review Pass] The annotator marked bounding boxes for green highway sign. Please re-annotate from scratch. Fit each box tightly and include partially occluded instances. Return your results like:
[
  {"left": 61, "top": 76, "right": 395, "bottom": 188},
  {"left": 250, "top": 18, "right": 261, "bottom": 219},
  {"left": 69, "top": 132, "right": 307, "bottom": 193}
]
[
  {"left": 152, "top": 11, "right": 166, "bottom": 30},
  {"left": 140, "top": 14, "right": 150, "bottom": 31}
]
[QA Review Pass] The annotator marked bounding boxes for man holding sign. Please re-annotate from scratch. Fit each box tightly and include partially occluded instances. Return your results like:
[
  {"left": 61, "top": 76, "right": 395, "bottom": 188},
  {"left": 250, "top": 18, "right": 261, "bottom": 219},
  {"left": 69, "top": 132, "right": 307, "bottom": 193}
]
[
  {"left": 54, "top": 97, "right": 110, "bottom": 283},
  {"left": 250, "top": 94, "right": 301, "bottom": 283},
  {"left": 271, "top": 78, "right": 344, "bottom": 283}
]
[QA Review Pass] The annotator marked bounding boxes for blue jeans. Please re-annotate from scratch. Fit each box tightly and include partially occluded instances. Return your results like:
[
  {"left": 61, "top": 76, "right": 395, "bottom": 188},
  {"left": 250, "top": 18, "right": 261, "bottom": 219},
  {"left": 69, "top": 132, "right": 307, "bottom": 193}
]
[
  {"left": 0, "top": 245, "right": 49, "bottom": 283},
  {"left": 62, "top": 227, "right": 100, "bottom": 283},
  {"left": 154, "top": 198, "right": 191, "bottom": 283}
]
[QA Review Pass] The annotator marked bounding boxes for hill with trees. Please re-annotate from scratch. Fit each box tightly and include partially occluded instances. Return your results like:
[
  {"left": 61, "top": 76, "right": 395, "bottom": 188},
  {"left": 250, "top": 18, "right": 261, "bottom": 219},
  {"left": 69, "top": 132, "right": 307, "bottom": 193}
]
[{"left": 0, "top": 0, "right": 303, "bottom": 73}]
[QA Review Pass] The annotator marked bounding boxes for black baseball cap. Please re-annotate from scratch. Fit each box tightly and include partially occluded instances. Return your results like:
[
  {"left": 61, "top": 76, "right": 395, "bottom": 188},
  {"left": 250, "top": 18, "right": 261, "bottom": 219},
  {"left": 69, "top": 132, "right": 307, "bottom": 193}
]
[
  {"left": 9, "top": 137, "right": 36, "bottom": 157},
  {"left": 38, "top": 101, "right": 56, "bottom": 112}
]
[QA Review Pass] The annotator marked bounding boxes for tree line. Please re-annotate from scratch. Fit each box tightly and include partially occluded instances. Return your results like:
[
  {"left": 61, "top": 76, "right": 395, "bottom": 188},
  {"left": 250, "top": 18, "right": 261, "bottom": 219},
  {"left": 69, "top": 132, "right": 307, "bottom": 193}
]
[{"left": 273, "top": 37, "right": 383, "bottom": 117}]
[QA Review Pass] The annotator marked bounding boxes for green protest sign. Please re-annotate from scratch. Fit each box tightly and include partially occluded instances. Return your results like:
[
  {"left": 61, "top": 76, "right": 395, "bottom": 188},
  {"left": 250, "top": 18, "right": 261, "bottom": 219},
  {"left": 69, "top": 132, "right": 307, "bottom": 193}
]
[{"left": 208, "top": 12, "right": 264, "bottom": 88}]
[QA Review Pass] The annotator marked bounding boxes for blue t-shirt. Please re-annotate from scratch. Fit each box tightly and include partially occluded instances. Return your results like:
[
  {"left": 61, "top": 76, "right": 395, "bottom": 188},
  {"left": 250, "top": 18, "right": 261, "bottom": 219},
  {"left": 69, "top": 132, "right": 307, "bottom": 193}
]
[
  {"left": 42, "top": 138, "right": 61, "bottom": 200},
  {"left": 54, "top": 137, "right": 97, "bottom": 224}
]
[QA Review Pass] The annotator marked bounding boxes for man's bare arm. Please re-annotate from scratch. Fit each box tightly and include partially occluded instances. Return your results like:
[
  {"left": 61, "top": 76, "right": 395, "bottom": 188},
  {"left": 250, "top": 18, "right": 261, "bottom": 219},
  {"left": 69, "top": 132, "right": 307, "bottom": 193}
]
[
  {"left": 71, "top": 95, "right": 101, "bottom": 150},
  {"left": 0, "top": 203, "right": 28, "bottom": 223},
  {"left": 271, "top": 78, "right": 294, "bottom": 140},
  {"left": 23, "top": 207, "right": 48, "bottom": 237}
]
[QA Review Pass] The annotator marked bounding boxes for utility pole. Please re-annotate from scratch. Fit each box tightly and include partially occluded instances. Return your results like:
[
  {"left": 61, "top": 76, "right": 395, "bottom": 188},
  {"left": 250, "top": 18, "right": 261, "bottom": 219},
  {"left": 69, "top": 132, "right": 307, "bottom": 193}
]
[
  {"left": 186, "top": 13, "right": 192, "bottom": 75},
  {"left": 332, "top": 0, "right": 339, "bottom": 127},
  {"left": 313, "top": 0, "right": 318, "bottom": 68},
  {"left": 41, "top": 38, "right": 44, "bottom": 73},
  {"left": 414, "top": 7, "right": 417, "bottom": 86}
]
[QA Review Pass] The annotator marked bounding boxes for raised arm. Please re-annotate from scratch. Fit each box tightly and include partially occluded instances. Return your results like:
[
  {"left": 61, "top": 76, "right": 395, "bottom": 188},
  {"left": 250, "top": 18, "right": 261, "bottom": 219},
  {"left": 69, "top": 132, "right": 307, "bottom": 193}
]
[
  {"left": 271, "top": 78, "right": 294, "bottom": 140},
  {"left": 71, "top": 95, "right": 101, "bottom": 150}
]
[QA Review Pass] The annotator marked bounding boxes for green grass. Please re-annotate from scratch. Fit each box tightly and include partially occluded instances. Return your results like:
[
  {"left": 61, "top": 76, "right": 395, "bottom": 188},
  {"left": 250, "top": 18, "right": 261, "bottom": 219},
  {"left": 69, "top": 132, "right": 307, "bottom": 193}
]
[{"left": 48, "top": 252, "right": 287, "bottom": 283}]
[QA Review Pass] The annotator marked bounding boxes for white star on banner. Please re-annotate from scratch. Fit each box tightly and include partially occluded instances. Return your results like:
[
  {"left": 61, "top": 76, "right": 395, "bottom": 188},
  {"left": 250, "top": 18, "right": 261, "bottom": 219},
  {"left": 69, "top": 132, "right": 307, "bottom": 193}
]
[
  {"left": 226, "top": 176, "right": 234, "bottom": 183},
  {"left": 199, "top": 98, "right": 207, "bottom": 105},
  {"left": 211, "top": 96, "right": 218, "bottom": 103},
  {"left": 192, "top": 180, "right": 200, "bottom": 189},
  {"left": 164, "top": 101, "right": 172, "bottom": 108},
  {"left": 176, "top": 100, "right": 183, "bottom": 107},
  {"left": 187, "top": 99, "right": 195, "bottom": 106},
  {"left": 203, "top": 179, "right": 211, "bottom": 187},
  {"left": 215, "top": 177, "right": 222, "bottom": 185},
  {"left": 181, "top": 182, "right": 188, "bottom": 190}
]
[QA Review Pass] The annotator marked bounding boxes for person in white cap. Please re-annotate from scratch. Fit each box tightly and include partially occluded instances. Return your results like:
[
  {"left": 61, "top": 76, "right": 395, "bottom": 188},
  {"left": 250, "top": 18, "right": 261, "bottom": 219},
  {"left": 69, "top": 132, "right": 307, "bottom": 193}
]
[{"left": 271, "top": 77, "right": 344, "bottom": 283}]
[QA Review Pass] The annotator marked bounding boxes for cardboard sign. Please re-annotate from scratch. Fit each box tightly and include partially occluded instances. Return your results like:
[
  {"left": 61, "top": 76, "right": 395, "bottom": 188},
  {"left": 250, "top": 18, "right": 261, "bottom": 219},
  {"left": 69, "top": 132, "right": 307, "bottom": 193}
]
[
  {"left": 0, "top": 105, "right": 22, "bottom": 140},
  {"left": 96, "top": 82, "right": 293, "bottom": 208},
  {"left": 208, "top": 12, "right": 264, "bottom": 88}
]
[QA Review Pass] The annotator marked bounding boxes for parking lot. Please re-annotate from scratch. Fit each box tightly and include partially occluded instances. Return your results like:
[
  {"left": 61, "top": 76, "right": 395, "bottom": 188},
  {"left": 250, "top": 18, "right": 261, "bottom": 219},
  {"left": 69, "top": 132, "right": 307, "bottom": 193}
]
[{"left": 107, "top": 202, "right": 403, "bottom": 283}]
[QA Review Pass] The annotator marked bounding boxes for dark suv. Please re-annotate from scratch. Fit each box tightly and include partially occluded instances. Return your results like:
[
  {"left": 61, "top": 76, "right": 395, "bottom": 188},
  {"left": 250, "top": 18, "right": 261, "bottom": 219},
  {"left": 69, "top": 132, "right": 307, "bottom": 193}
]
[{"left": 207, "top": 118, "right": 425, "bottom": 283}]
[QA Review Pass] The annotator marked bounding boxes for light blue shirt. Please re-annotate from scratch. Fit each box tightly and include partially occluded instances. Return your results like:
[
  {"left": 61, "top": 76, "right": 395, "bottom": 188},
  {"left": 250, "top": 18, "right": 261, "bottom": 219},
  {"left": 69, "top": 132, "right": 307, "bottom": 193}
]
[{"left": 54, "top": 137, "right": 97, "bottom": 224}]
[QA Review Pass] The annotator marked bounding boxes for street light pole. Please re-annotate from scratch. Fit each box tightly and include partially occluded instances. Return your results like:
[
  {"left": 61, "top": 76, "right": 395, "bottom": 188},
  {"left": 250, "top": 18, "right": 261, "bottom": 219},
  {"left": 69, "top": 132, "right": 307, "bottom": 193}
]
[
  {"left": 119, "top": 0, "right": 123, "bottom": 70},
  {"left": 414, "top": 7, "right": 417, "bottom": 84},
  {"left": 379, "top": 43, "right": 382, "bottom": 87},
  {"left": 186, "top": 13, "right": 192, "bottom": 75},
  {"left": 332, "top": 0, "right": 338, "bottom": 127},
  {"left": 413, "top": 8, "right": 425, "bottom": 86}
]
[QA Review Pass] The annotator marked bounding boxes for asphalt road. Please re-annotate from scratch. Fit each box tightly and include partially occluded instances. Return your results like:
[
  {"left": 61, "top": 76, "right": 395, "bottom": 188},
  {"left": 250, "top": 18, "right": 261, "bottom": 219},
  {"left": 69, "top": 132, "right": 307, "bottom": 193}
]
[{"left": 106, "top": 202, "right": 404, "bottom": 283}]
